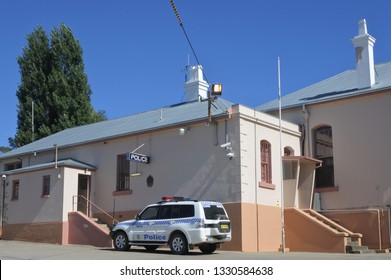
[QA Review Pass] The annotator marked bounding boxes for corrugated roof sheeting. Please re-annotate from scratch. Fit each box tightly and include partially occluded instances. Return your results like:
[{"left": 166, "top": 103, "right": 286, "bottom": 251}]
[
  {"left": 1, "top": 98, "right": 232, "bottom": 159},
  {"left": 256, "top": 61, "right": 391, "bottom": 112}
]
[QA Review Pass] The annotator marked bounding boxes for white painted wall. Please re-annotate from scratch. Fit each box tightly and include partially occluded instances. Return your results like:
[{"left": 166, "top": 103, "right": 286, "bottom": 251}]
[
  {"left": 232, "top": 105, "right": 302, "bottom": 206},
  {"left": 53, "top": 119, "right": 241, "bottom": 213},
  {"left": 4, "top": 168, "right": 64, "bottom": 224},
  {"left": 62, "top": 168, "right": 92, "bottom": 221}
]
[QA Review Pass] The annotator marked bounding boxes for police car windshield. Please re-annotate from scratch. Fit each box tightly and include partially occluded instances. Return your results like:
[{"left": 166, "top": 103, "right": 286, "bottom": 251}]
[{"left": 203, "top": 205, "right": 227, "bottom": 220}]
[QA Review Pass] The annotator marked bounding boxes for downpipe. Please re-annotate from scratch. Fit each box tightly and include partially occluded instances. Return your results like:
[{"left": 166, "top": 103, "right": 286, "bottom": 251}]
[
  {"left": 388, "top": 205, "right": 391, "bottom": 247},
  {"left": 377, "top": 209, "right": 382, "bottom": 250}
]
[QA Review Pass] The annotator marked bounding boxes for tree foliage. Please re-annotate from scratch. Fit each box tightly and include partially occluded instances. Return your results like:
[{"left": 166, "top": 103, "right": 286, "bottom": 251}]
[
  {"left": 12, "top": 24, "right": 106, "bottom": 148},
  {"left": 0, "top": 146, "right": 12, "bottom": 154}
]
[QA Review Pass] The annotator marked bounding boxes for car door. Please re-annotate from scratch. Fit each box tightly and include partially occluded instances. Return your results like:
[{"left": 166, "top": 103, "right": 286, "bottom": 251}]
[
  {"left": 131, "top": 205, "right": 159, "bottom": 242},
  {"left": 154, "top": 205, "right": 173, "bottom": 242}
]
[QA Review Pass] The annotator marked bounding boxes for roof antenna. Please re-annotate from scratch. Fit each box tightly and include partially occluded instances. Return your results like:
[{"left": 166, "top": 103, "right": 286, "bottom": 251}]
[
  {"left": 170, "top": 0, "right": 208, "bottom": 83},
  {"left": 182, "top": 54, "right": 190, "bottom": 82}
]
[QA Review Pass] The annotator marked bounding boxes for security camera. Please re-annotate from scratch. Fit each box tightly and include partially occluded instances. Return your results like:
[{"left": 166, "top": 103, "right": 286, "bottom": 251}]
[
  {"left": 1, "top": 175, "right": 6, "bottom": 179},
  {"left": 227, "top": 152, "right": 235, "bottom": 159},
  {"left": 220, "top": 142, "right": 231, "bottom": 149},
  {"left": 179, "top": 128, "right": 186, "bottom": 135}
]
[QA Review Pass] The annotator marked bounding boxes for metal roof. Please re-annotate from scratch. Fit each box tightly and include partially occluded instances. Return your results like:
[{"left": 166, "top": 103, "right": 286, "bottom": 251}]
[
  {"left": 0, "top": 98, "right": 232, "bottom": 159},
  {"left": 1, "top": 159, "right": 96, "bottom": 175},
  {"left": 256, "top": 61, "right": 391, "bottom": 112}
]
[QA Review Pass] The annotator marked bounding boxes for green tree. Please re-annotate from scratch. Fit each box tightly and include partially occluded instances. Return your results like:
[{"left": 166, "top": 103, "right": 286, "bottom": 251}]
[
  {"left": 12, "top": 24, "right": 106, "bottom": 148},
  {"left": 0, "top": 146, "right": 12, "bottom": 154}
]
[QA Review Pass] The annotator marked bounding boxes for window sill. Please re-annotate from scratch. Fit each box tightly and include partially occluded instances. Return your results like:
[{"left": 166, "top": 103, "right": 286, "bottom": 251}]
[
  {"left": 259, "top": 182, "right": 276, "bottom": 190},
  {"left": 113, "top": 189, "right": 133, "bottom": 196},
  {"left": 41, "top": 195, "right": 50, "bottom": 198},
  {"left": 314, "top": 186, "right": 339, "bottom": 193}
]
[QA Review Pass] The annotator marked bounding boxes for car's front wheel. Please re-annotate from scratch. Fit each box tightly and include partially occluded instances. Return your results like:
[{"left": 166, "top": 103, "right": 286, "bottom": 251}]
[
  {"left": 113, "top": 231, "right": 130, "bottom": 251},
  {"left": 169, "top": 233, "right": 188, "bottom": 255}
]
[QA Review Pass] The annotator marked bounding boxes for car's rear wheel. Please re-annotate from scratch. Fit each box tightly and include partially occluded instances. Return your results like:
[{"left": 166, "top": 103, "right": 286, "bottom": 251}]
[
  {"left": 199, "top": 243, "right": 217, "bottom": 254},
  {"left": 113, "top": 231, "right": 130, "bottom": 251},
  {"left": 169, "top": 233, "right": 188, "bottom": 255}
]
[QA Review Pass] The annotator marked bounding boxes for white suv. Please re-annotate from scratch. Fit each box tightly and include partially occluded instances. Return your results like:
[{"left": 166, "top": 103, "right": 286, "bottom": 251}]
[{"left": 110, "top": 197, "right": 231, "bottom": 254}]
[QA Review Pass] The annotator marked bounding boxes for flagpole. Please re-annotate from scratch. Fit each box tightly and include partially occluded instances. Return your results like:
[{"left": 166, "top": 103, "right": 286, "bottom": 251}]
[{"left": 278, "top": 56, "right": 286, "bottom": 253}]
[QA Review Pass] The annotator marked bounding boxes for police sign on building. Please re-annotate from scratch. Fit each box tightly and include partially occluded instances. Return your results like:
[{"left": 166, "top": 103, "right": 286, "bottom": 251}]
[{"left": 126, "top": 152, "right": 150, "bottom": 164}]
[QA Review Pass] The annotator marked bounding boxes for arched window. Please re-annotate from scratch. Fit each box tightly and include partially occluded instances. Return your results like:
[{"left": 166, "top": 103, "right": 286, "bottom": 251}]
[
  {"left": 284, "top": 146, "right": 294, "bottom": 156},
  {"left": 261, "top": 140, "right": 272, "bottom": 184},
  {"left": 314, "top": 126, "right": 335, "bottom": 188},
  {"left": 283, "top": 146, "right": 296, "bottom": 180}
]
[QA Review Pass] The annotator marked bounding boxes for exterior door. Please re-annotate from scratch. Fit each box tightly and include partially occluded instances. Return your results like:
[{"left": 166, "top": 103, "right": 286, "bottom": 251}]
[{"left": 77, "top": 174, "right": 90, "bottom": 215}]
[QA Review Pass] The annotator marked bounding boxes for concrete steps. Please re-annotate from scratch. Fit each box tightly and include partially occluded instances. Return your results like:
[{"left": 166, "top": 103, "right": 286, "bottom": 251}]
[
  {"left": 345, "top": 238, "right": 376, "bottom": 254},
  {"left": 91, "top": 217, "right": 112, "bottom": 232}
]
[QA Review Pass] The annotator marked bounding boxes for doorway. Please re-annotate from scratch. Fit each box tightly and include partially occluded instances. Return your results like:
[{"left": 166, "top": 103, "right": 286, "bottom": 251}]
[
  {"left": 77, "top": 174, "right": 91, "bottom": 215},
  {"left": 282, "top": 156, "right": 322, "bottom": 209}
]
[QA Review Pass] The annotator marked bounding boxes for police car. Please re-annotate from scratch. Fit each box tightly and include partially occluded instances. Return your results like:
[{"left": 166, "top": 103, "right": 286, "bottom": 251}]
[{"left": 109, "top": 197, "right": 231, "bottom": 254}]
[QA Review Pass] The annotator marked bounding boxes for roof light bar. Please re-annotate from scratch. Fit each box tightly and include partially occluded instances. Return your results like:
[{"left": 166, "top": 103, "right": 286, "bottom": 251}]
[{"left": 161, "top": 196, "right": 190, "bottom": 202}]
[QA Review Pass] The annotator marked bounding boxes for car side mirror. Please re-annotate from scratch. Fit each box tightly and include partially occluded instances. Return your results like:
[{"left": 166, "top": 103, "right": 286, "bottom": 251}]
[{"left": 135, "top": 214, "right": 140, "bottom": 220}]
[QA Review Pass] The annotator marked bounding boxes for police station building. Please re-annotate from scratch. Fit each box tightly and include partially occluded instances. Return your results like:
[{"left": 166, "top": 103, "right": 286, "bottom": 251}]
[
  {"left": 1, "top": 20, "right": 390, "bottom": 253},
  {"left": 0, "top": 64, "right": 318, "bottom": 252}
]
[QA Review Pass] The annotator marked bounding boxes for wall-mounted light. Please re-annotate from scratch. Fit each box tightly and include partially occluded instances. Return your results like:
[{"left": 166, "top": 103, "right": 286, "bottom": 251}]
[
  {"left": 179, "top": 127, "right": 190, "bottom": 136},
  {"left": 211, "top": 84, "right": 223, "bottom": 96},
  {"left": 207, "top": 84, "right": 223, "bottom": 124}
]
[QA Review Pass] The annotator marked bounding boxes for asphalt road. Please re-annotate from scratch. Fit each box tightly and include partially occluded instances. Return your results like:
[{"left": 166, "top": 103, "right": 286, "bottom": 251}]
[{"left": 1, "top": 240, "right": 391, "bottom": 260}]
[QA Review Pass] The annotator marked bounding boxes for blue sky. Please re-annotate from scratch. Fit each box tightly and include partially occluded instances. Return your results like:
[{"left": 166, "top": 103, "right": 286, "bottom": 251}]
[{"left": 0, "top": 0, "right": 390, "bottom": 148}]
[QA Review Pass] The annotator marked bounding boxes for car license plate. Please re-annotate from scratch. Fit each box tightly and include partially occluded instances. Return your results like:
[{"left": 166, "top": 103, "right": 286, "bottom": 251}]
[{"left": 221, "top": 224, "right": 229, "bottom": 229}]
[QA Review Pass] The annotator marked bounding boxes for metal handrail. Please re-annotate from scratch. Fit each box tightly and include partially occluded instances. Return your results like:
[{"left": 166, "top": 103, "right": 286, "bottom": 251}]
[{"left": 72, "top": 195, "right": 119, "bottom": 225}]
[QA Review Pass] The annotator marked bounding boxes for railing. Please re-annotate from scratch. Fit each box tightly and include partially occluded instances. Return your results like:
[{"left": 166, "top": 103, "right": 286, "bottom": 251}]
[
  {"left": 304, "top": 209, "right": 362, "bottom": 241},
  {"left": 320, "top": 207, "right": 389, "bottom": 250},
  {"left": 72, "top": 195, "right": 119, "bottom": 226}
]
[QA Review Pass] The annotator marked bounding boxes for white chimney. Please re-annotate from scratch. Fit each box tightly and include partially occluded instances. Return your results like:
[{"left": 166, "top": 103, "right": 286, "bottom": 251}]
[
  {"left": 351, "top": 19, "right": 376, "bottom": 89},
  {"left": 184, "top": 65, "right": 209, "bottom": 101}
]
